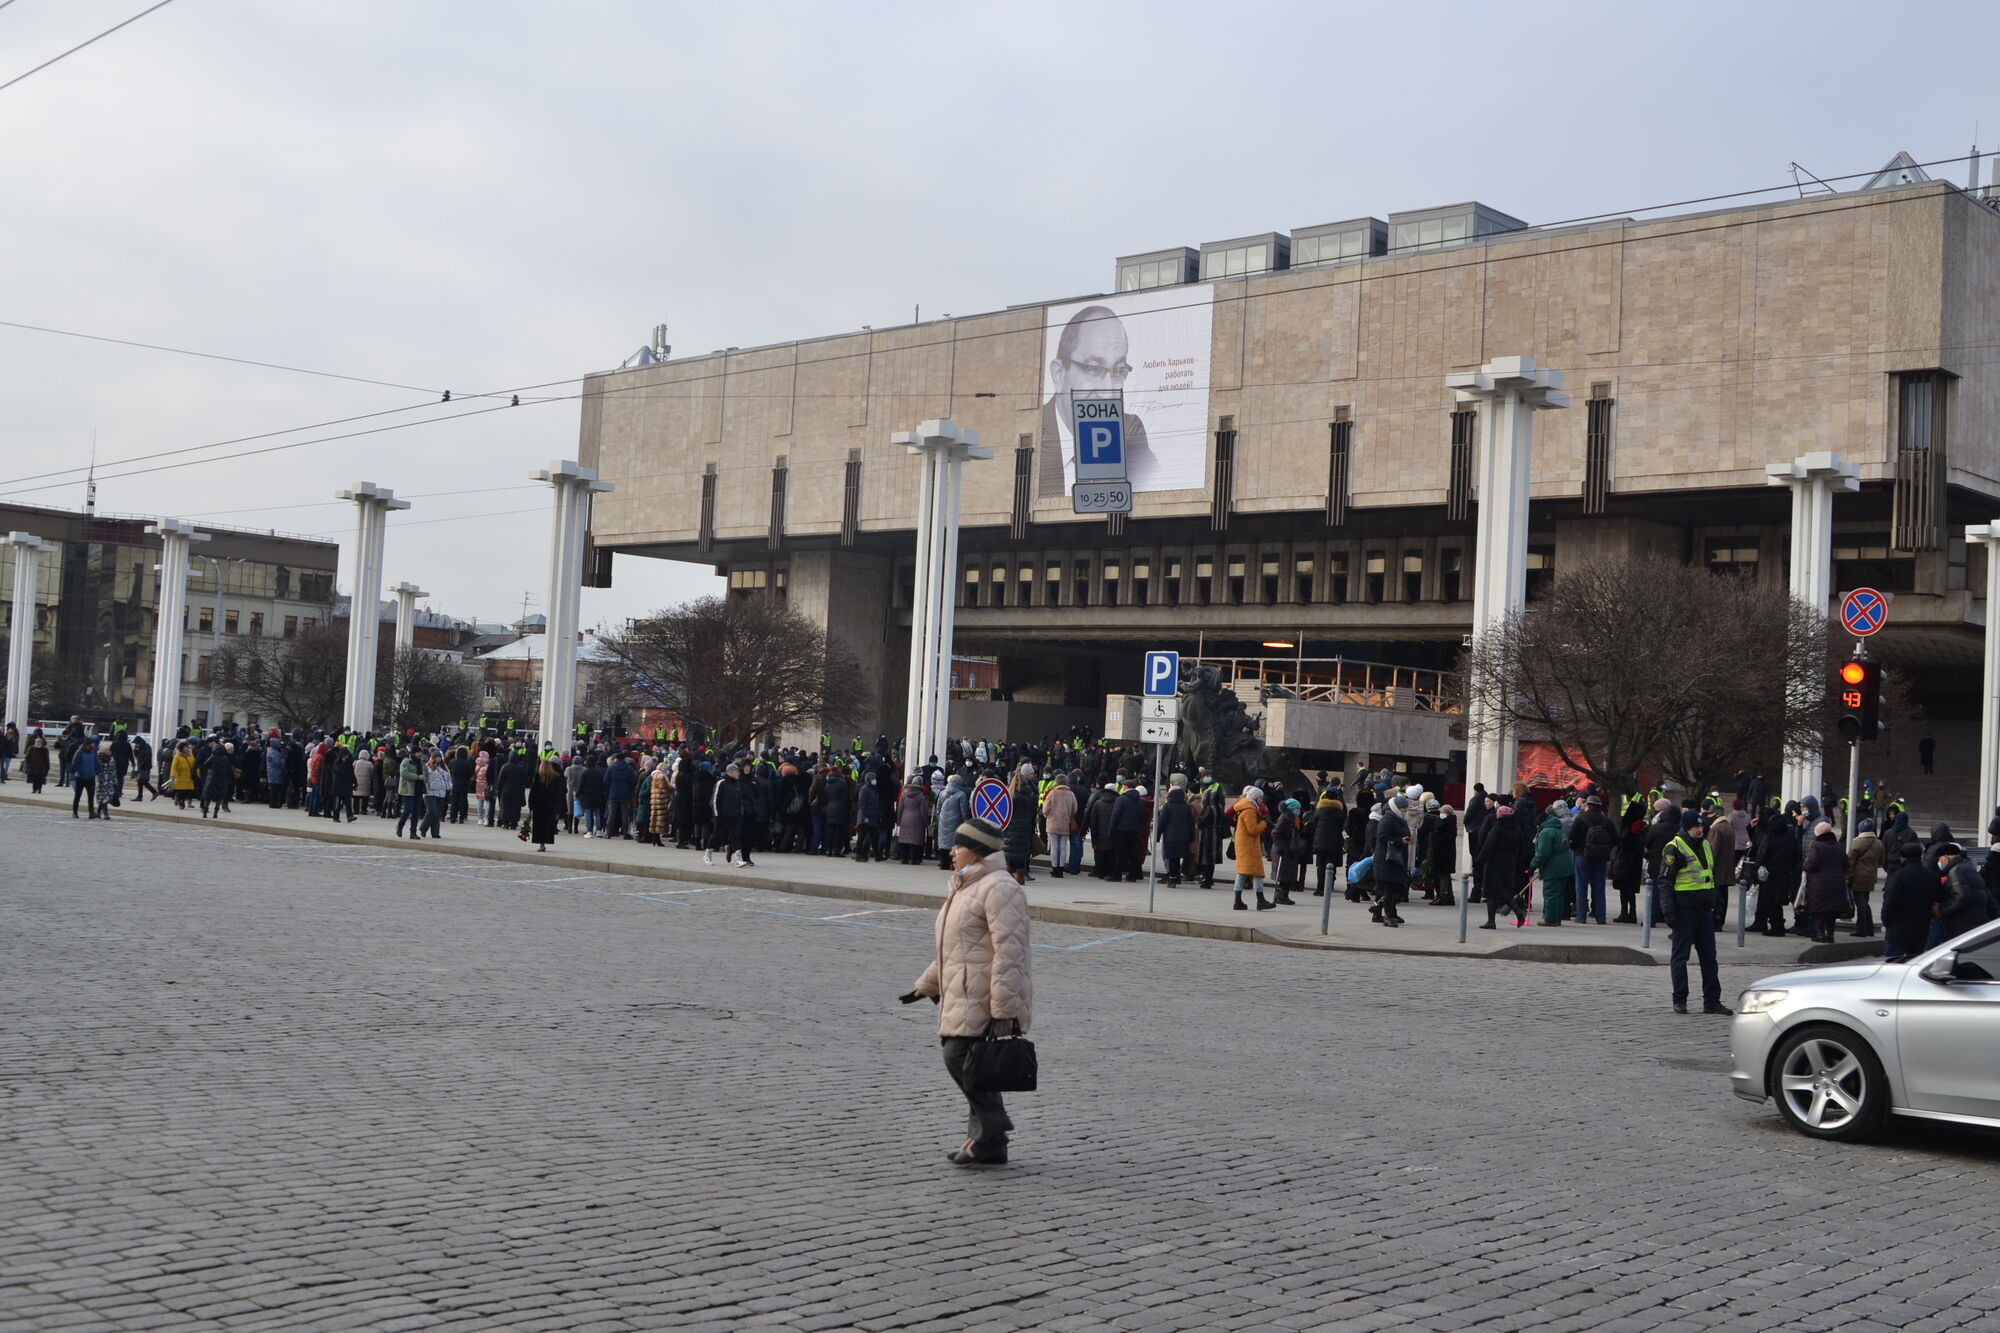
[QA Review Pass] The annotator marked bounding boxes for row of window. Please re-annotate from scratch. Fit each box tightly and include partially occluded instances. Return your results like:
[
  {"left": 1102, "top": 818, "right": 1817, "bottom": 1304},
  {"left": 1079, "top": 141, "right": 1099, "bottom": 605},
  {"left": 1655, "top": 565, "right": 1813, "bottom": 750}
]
[
  {"left": 1703, "top": 531, "right": 1968, "bottom": 593},
  {"left": 189, "top": 609, "right": 316, "bottom": 636},
  {"left": 943, "top": 547, "right": 1559, "bottom": 611}
]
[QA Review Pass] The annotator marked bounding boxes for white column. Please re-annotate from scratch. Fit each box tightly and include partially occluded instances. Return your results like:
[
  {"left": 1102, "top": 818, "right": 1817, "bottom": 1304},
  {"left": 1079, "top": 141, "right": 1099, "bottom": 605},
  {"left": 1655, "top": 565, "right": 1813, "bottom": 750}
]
[
  {"left": 1445, "top": 356, "right": 1569, "bottom": 795},
  {"left": 532, "top": 461, "right": 614, "bottom": 746},
  {"left": 1968, "top": 522, "right": 2000, "bottom": 833},
  {"left": 893, "top": 421, "right": 991, "bottom": 772},
  {"left": 1764, "top": 452, "right": 1859, "bottom": 805},
  {"left": 336, "top": 483, "right": 410, "bottom": 731},
  {"left": 901, "top": 447, "right": 940, "bottom": 767},
  {"left": 391, "top": 582, "right": 428, "bottom": 654},
  {"left": 4, "top": 532, "right": 56, "bottom": 726},
  {"left": 929, "top": 446, "right": 967, "bottom": 763},
  {"left": 145, "top": 520, "right": 207, "bottom": 739}
]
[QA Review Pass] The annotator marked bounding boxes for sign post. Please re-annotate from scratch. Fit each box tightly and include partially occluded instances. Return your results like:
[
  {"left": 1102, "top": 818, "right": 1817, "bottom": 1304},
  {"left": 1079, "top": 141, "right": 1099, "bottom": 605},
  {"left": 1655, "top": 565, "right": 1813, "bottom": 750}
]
[
  {"left": 1142, "top": 651, "right": 1179, "bottom": 912},
  {"left": 1836, "top": 590, "right": 1886, "bottom": 845}
]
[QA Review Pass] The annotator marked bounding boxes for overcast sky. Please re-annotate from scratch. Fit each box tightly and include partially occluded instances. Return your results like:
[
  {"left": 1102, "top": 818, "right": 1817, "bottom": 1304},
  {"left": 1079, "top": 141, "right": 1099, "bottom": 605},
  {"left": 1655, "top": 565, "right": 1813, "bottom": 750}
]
[{"left": 3, "top": 0, "right": 1997, "bottom": 629}]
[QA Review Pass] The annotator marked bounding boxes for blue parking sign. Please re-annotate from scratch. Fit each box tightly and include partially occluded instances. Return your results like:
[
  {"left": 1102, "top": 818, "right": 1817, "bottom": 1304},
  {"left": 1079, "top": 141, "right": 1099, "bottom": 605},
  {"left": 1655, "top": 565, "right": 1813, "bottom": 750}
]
[
  {"left": 1072, "top": 396, "right": 1127, "bottom": 481},
  {"left": 1143, "top": 649, "right": 1179, "bottom": 698}
]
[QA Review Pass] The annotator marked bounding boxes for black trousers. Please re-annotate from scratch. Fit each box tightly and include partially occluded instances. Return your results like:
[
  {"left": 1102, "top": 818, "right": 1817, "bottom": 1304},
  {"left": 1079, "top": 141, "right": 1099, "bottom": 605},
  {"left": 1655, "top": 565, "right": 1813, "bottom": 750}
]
[{"left": 941, "top": 1037, "right": 1012, "bottom": 1152}]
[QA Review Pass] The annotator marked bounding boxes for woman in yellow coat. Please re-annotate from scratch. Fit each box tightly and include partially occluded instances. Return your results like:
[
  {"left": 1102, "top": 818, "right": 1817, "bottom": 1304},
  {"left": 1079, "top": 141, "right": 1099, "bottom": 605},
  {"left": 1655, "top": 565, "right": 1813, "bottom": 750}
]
[
  {"left": 1231, "top": 785, "right": 1273, "bottom": 912},
  {"left": 169, "top": 742, "right": 196, "bottom": 809}
]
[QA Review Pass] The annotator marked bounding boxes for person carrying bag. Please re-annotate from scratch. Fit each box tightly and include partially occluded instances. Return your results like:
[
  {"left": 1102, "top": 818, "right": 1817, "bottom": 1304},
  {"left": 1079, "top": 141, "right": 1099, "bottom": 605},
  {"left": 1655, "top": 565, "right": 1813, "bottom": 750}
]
[{"left": 899, "top": 816, "right": 1034, "bottom": 1167}]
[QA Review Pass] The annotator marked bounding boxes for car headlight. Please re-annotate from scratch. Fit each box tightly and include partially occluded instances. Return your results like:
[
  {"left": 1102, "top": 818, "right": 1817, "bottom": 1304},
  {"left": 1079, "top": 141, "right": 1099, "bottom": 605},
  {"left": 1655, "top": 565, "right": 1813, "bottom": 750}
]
[{"left": 1737, "top": 989, "right": 1789, "bottom": 1014}]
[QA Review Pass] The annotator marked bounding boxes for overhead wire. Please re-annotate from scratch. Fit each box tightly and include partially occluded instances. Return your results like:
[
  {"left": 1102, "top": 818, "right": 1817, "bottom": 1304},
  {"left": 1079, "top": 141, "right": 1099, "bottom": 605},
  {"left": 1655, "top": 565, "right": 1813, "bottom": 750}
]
[
  {"left": 0, "top": 0, "right": 178, "bottom": 95},
  {"left": 0, "top": 319, "right": 444, "bottom": 394}
]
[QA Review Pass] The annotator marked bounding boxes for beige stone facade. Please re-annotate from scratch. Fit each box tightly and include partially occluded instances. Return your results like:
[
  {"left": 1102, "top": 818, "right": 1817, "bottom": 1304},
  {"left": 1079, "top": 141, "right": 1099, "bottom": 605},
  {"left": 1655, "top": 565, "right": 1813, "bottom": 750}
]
[{"left": 577, "top": 180, "right": 2000, "bottom": 752}]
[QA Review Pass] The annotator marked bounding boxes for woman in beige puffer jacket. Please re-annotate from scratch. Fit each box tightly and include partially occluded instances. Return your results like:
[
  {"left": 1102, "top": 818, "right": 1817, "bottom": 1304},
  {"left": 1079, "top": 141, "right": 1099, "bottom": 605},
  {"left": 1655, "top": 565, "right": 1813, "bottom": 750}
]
[{"left": 901, "top": 816, "right": 1032, "bottom": 1166}]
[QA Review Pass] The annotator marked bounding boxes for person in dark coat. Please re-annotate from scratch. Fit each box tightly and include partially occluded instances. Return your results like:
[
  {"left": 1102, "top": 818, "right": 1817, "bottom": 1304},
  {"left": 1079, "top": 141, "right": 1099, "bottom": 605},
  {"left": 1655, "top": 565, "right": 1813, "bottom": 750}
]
[
  {"left": 820, "top": 765, "right": 851, "bottom": 858},
  {"left": 1154, "top": 785, "right": 1195, "bottom": 886},
  {"left": 1473, "top": 802, "right": 1524, "bottom": 928},
  {"left": 1611, "top": 798, "right": 1647, "bottom": 923},
  {"left": 1424, "top": 803, "right": 1459, "bottom": 906},
  {"left": 1643, "top": 799, "right": 1684, "bottom": 926},
  {"left": 1937, "top": 845, "right": 1999, "bottom": 943},
  {"left": 1801, "top": 821, "right": 1850, "bottom": 943},
  {"left": 325, "top": 746, "right": 357, "bottom": 822},
  {"left": 527, "top": 760, "right": 564, "bottom": 850},
  {"left": 1107, "top": 779, "right": 1145, "bottom": 883},
  {"left": 576, "top": 759, "right": 608, "bottom": 837},
  {"left": 896, "top": 781, "right": 930, "bottom": 866},
  {"left": 1880, "top": 842, "right": 1941, "bottom": 960},
  {"left": 1751, "top": 804, "right": 1803, "bottom": 936},
  {"left": 497, "top": 751, "right": 532, "bottom": 830},
  {"left": 1372, "top": 795, "right": 1413, "bottom": 926},
  {"left": 1343, "top": 798, "right": 1372, "bottom": 899},
  {"left": 1084, "top": 782, "right": 1117, "bottom": 879},
  {"left": 853, "top": 771, "right": 885, "bottom": 863},
  {"left": 1195, "top": 782, "right": 1224, "bottom": 888},
  {"left": 1309, "top": 788, "right": 1345, "bottom": 896}
]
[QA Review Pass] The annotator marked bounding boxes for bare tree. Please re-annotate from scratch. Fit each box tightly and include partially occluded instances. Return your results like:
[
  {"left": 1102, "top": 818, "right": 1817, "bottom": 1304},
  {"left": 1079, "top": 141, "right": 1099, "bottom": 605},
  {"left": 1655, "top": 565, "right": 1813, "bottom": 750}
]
[
  {"left": 1464, "top": 556, "right": 1826, "bottom": 805},
  {"left": 593, "top": 594, "right": 866, "bottom": 746},
  {"left": 377, "top": 647, "right": 479, "bottom": 734},
  {"left": 212, "top": 620, "right": 348, "bottom": 731}
]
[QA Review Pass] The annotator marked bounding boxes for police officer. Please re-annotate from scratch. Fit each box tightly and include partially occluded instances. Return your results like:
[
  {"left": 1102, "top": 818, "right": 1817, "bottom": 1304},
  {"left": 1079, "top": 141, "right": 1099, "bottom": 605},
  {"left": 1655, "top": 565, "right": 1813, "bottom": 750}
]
[{"left": 1660, "top": 808, "right": 1733, "bottom": 1016}]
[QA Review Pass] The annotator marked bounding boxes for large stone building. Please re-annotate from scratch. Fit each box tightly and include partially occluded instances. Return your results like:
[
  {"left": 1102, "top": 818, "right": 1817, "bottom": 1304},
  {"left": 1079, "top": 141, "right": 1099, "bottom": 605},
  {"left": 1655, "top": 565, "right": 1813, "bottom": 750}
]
[
  {"left": 574, "top": 158, "right": 2000, "bottom": 781},
  {"left": 0, "top": 503, "right": 340, "bottom": 730}
]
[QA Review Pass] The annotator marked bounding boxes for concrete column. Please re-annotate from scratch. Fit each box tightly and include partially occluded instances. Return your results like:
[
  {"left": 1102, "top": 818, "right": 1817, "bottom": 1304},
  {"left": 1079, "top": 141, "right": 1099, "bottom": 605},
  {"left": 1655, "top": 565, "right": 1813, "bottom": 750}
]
[
  {"left": 901, "top": 448, "right": 939, "bottom": 766},
  {"left": 1446, "top": 356, "right": 1569, "bottom": 794},
  {"left": 1764, "top": 452, "right": 1859, "bottom": 804},
  {"left": 893, "top": 421, "right": 989, "bottom": 771},
  {"left": 391, "top": 582, "right": 428, "bottom": 654},
  {"left": 532, "top": 461, "right": 613, "bottom": 746},
  {"left": 1968, "top": 522, "right": 2000, "bottom": 833},
  {"left": 928, "top": 445, "right": 968, "bottom": 763},
  {"left": 145, "top": 520, "right": 207, "bottom": 737},
  {"left": 336, "top": 483, "right": 410, "bottom": 731},
  {"left": 4, "top": 531, "right": 56, "bottom": 726}
]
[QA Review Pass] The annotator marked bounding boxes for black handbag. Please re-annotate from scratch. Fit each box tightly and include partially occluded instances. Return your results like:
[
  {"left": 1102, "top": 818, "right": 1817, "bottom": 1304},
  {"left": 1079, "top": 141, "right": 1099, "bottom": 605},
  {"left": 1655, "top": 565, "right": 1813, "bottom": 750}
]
[{"left": 963, "top": 1021, "right": 1037, "bottom": 1094}]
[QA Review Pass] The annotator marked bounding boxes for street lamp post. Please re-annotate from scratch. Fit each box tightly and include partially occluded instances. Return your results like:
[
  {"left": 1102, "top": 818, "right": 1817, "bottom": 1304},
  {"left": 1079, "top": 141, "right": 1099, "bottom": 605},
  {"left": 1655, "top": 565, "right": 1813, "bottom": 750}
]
[
  {"left": 891, "top": 420, "right": 990, "bottom": 771},
  {"left": 531, "top": 461, "right": 614, "bottom": 746},
  {"left": 1765, "top": 451, "right": 1859, "bottom": 805},
  {"left": 145, "top": 519, "right": 207, "bottom": 739},
  {"left": 391, "top": 582, "right": 428, "bottom": 654},
  {"left": 1967, "top": 521, "right": 2000, "bottom": 833},
  {"left": 336, "top": 483, "right": 410, "bottom": 732},
  {"left": 1444, "top": 356, "right": 1569, "bottom": 795}
]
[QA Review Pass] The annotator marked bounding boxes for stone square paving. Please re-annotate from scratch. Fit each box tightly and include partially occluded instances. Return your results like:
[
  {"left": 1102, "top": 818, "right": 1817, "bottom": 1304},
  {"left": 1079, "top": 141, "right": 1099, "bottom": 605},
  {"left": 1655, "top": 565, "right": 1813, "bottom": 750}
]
[{"left": 5, "top": 802, "right": 1998, "bottom": 1331}]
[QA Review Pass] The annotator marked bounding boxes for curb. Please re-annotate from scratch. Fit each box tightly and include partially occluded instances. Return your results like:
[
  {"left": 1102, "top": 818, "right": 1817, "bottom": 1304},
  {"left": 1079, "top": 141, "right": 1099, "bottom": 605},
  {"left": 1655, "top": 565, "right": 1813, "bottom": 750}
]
[{"left": 7, "top": 790, "right": 1864, "bottom": 968}]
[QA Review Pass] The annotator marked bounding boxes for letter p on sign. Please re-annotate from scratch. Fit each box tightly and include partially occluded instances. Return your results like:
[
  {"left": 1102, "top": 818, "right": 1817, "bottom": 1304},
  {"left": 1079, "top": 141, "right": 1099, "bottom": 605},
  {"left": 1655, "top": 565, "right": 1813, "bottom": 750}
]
[
  {"left": 1143, "top": 649, "right": 1179, "bottom": 698},
  {"left": 1084, "top": 423, "right": 1120, "bottom": 463}
]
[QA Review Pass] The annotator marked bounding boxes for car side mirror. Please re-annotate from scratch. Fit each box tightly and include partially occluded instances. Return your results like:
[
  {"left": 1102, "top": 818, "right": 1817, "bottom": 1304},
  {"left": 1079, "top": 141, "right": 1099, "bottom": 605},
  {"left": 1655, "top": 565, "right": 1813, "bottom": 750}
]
[{"left": 1921, "top": 952, "right": 1959, "bottom": 984}]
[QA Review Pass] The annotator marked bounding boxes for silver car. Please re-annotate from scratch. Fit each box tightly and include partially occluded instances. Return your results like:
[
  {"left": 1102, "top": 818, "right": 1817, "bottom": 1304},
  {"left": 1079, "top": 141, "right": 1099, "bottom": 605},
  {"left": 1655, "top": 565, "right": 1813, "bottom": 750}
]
[{"left": 1730, "top": 919, "right": 2000, "bottom": 1141}]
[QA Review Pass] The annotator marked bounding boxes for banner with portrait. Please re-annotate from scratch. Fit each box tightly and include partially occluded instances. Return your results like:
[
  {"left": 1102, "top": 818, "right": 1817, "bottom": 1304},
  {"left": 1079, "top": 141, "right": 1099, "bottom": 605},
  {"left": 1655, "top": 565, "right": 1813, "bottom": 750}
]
[{"left": 1036, "top": 284, "right": 1213, "bottom": 496}]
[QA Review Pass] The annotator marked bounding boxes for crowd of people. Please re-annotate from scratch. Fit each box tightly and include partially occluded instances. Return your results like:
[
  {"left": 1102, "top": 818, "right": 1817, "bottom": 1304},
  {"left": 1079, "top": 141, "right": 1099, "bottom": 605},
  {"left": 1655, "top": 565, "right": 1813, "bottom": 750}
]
[{"left": 8, "top": 718, "right": 1996, "bottom": 979}]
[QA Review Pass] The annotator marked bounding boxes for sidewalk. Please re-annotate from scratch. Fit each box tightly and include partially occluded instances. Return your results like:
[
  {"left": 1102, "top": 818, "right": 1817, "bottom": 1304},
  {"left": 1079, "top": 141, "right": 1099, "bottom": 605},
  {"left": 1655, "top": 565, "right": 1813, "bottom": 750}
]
[{"left": 0, "top": 782, "right": 1884, "bottom": 968}]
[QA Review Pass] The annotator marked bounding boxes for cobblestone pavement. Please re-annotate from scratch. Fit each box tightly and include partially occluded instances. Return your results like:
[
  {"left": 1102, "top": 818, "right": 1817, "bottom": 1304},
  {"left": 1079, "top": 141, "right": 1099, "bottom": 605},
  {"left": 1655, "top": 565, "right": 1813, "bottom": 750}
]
[{"left": 7, "top": 805, "right": 2000, "bottom": 1332}]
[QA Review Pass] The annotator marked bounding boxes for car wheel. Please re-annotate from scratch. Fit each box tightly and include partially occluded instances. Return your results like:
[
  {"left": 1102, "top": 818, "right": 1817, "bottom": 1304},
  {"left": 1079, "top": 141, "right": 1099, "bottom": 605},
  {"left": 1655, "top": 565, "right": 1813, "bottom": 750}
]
[{"left": 1770, "top": 1023, "right": 1889, "bottom": 1142}]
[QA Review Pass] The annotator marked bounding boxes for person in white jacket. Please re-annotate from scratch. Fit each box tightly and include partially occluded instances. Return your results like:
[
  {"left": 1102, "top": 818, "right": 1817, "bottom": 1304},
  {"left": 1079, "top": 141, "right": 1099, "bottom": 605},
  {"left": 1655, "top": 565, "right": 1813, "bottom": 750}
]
[{"left": 900, "top": 817, "right": 1033, "bottom": 1166}]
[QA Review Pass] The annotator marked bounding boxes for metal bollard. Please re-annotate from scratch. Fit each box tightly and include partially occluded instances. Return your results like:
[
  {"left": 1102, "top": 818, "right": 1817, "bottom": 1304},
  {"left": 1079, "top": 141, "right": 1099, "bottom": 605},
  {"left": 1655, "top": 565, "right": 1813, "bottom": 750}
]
[
  {"left": 1737, "top": 879, "right": 1748, "bottom": 949},
  {"left": 1642, "top": 872, "right": 1655, "bottom": 950},
  {"left": 1458, "top": 872, "right": 1471, "bottom": 943},
  {"left": 1320, "top": 864, "right": 1335, "bottom": 935}
]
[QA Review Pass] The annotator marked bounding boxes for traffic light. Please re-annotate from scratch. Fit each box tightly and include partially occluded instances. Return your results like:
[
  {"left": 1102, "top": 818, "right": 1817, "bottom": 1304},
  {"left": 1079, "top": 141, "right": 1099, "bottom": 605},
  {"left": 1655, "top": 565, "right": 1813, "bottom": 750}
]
[{"left": 1835, "top": 657, "right": 1881, "bottom": 741}]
